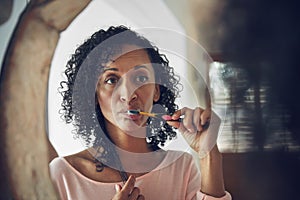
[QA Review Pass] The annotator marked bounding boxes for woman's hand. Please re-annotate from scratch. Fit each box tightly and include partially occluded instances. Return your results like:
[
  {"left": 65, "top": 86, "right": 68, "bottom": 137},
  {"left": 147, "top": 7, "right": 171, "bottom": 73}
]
[
  {"left": 112, "top": 176, "right": 145, "bottom": 200},
  {"left": 167, "top": 107, "right": 216, "bottom": 153},
  {"left": 168, "top": 107, "right": 227, "bottom": 197}
]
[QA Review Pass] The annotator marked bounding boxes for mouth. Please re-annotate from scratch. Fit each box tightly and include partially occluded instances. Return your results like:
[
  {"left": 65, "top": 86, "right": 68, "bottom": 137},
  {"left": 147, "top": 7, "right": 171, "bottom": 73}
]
[{"left": 119, "top": 109, "right": 142, "bottom": 120}]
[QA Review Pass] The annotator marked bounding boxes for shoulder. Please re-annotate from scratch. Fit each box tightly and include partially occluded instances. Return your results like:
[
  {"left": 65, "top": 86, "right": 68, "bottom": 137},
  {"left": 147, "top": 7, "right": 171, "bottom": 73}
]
[
  {"left": 49, "top": 157, "right": 70, "bottom": 181},
  {"left": 49, "top": 149, "right": 94, "bottom": 173},
  {"left": 64, "top": 149, "right": 96, "bottom": 173},
  {"left": 49, "top": 157, "right": 66, "bottom": 167}
]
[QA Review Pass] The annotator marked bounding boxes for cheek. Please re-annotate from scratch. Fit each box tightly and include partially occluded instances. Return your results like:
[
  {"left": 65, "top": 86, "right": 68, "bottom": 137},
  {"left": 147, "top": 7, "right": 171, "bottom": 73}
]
[
  {"left": 97, "top": 88, "right": 112, "bottom": 112},
  {"left": 97, "top": 87, "right": 122, "bottom": 119},
  {"left": 138, "top": 85, "right": 156, "bottom": 105}
]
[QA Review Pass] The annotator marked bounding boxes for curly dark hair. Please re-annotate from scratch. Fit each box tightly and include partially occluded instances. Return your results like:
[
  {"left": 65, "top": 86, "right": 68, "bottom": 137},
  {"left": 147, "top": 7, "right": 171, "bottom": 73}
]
[{"left": 59, "top": 26, "right": 181, "bottom": 155}]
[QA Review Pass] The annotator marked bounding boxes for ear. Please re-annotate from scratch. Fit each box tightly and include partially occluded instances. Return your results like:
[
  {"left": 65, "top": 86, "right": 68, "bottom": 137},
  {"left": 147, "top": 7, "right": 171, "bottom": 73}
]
[{"left": 153, "top": 84, "right": 160, "bottom": 102}]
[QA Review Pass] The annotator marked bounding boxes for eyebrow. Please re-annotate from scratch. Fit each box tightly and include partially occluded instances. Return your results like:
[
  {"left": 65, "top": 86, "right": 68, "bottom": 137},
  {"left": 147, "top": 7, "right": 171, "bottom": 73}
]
[
  {"left": 134, "top": 65, "right": 150, "bottom": 71},
  {"left": 102, "top": 65, "right": 150, "bottom": 73},
  {"left": 102, "top": 68, "right": 119, "bottom": 73}
]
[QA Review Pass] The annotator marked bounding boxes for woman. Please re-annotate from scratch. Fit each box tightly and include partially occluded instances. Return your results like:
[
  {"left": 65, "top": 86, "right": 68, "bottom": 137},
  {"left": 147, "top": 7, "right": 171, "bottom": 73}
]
[{"left": 50, "top": 25, "right": 231, "bottom": 200}]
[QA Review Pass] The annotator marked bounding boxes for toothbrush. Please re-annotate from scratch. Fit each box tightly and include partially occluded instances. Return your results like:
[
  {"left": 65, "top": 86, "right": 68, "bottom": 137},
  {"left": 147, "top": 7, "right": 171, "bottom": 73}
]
[
  {"left": 127, "top": 110, "right": 210, "bottom": 128},
  {"left": 127, "top": 110, "right": 183, "bottom": 122}
]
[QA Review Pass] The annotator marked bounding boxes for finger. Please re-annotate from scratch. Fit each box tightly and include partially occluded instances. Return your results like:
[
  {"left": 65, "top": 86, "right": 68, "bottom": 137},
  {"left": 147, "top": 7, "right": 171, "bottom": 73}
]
[
  {"left": 129, "top": 187, "right": 140, "bottom": 200},
  {"left": 167, "top": 120, "right": 188, "bottom": 136},
  {"left": 193, "top": 107, "right": 202, "bottom": 132},
  {"left": 121, "top": 175, "right": 135, "bottom": 195},
  {"left": 182, "top": 108, "right": 196, "bottom": 133},
  {"left": 115, "top": 184, "right": 122, "bottom": 193},
  {"left": 169, "top": 107, "right": 194, "bottom": 133},
  {"left": 167, "top": 108, "right": 185, "bottom": 129},
  {"left": 201, "top": 109, "right": 211, "bottom": 125},
  {"left": 171, "top": 109, "right": 183, "bottom": 120},
  {"left": 137, "top": 195, "right": 145, "bottom": 200},
  {"left": 166, "top": 120, "right": 180, "bottom": 129}
]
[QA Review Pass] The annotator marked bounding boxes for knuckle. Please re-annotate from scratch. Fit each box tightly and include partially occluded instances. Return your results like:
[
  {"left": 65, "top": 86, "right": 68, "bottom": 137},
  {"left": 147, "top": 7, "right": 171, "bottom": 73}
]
[
  {"left": 182, "top": 107, "right": 188, "bottom": 113},
  {"left": 182, "top": 120, "right": 189, "bottom": 127},
  {"left": 138, "top": 194, "right": 145, "bottom": 200},
  {"left": 184, "top": 123, "right": 194, "bottom": 132},
  {"left": 129, "top": 177, "right": 135, "bottom": 186},
  {"left": 187, "top": 125, "right": 194, "bottom": 131},
  {"left": 129, "top": 181, "right": 135, "bottom": 188},
  {"left": 133, "top": 187, "right": 140, "bottom": 194}
]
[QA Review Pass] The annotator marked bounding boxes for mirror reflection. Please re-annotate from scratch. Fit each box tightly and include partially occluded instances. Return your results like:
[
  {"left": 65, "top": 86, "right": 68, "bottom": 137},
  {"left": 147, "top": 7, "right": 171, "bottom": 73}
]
[{"left": 47, "top": 1, "right": 230, "bottom": 199}]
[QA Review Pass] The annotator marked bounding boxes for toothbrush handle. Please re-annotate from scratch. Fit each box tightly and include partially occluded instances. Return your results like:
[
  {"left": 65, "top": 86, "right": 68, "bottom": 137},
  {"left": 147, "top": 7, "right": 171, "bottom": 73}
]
[
  {"left": 167, "top": 118, "right": 210, "bottom": 129},
  {"left": 166, "top": 118, "right": 183, "bottom": 122}
]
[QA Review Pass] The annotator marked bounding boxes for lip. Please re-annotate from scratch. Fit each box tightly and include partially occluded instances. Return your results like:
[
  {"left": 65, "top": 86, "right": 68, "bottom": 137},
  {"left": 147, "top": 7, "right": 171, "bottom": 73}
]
[
  {"left": 119, "top": 108, "right": 141, "bottom": 114},
  {"left": 126, "top": 113, "right": 142, "bottom": 121},
  {"left": 119, "top": 108, "right": 142, "bottom": 121}
]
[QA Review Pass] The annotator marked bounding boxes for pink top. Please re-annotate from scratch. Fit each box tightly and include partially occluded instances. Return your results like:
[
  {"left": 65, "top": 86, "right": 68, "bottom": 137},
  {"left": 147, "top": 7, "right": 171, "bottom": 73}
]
[{"left": 49, "top": 151, "right": 231, "bottom": 200}]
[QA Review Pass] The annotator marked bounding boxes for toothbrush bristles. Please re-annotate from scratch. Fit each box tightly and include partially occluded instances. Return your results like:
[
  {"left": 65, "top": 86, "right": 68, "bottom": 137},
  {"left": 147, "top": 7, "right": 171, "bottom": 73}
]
[
  {"left": 127, "top": 110, "right": 157, "bottom": 117},
  {"left": 127, "top": 110, "right": 140, "bottom": 115}
]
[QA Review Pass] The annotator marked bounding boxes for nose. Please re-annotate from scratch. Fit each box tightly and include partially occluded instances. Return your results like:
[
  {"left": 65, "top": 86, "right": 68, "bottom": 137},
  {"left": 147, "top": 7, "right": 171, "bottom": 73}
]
[{"left": 118, "top": 77, "right": 138, "bottom": 103}]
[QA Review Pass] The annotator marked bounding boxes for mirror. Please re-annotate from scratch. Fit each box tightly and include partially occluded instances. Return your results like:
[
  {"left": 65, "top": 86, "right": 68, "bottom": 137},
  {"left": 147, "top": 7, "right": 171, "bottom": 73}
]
[{"left": 47, "top": 0, "right": 225, "bottom": 157}]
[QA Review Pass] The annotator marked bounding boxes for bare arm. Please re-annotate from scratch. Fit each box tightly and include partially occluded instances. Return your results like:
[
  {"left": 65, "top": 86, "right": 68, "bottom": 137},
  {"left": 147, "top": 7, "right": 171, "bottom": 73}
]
[
  {"left": 199, "top": 145, "right": 226, "bottom": 197},
  {"left": 168, "top": 107, "right": 227, "bottom": 197}
]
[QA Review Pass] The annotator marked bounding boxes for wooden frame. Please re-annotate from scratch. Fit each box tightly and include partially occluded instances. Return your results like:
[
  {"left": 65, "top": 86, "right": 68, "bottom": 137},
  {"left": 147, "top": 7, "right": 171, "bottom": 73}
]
[{"left": 0, "top": 0, "right": 90, "bottom": 198}]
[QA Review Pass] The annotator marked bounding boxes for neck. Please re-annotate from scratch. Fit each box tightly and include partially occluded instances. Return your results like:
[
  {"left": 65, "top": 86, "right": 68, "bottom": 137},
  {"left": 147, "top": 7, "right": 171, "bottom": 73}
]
[{"left": 105, "top": 120, "right": 152, "bottom": 153}]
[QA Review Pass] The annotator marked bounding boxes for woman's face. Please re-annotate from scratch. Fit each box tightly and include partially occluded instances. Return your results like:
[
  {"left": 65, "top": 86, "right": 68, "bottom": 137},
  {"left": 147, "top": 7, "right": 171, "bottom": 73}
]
[{"left": 96, "top": 45, "right": 160, "bottom": 134}]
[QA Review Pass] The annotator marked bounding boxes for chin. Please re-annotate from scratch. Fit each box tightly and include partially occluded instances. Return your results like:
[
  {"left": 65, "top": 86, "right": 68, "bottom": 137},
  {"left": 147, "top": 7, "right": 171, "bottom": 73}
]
[
  {"left": 117, "top": 121, "right": 147, "bottom": 138},
  {"left": 117, "top": 121, "right": 141, "bottom": 130}
]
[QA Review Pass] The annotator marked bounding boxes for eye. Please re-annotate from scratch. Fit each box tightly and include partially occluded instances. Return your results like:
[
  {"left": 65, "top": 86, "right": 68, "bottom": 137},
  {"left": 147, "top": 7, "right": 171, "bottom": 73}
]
[
  {"left": 134, "top": 75, "right": 149, "bottom": 84},
  {"left": 104, "top": 76, "right": 119, "bottom": 85}
]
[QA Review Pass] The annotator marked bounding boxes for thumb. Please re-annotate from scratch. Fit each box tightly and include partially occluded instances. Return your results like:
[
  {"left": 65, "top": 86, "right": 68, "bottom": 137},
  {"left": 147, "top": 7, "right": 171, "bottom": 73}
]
[
  {"left": 115, "top": 184, "right": 122, "bottom": 193},
  {"left": 166, "top": 120, "right": 180, "bottom": 129}
]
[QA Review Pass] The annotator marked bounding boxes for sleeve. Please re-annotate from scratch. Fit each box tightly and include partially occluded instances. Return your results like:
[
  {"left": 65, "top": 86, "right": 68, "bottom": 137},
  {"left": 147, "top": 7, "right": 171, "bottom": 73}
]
[
  {"left": 202, "top": 191, "right": 232, "bottom": 200},
  {"left": 49, "top": 157, "right": 69, "bottom": 200}
]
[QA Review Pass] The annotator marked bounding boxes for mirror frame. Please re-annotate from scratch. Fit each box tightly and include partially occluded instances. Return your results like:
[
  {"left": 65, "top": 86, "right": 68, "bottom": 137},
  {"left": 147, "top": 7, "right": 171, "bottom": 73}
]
[{"left": 0, "top": 0, "right": 90, "bottom": 198}]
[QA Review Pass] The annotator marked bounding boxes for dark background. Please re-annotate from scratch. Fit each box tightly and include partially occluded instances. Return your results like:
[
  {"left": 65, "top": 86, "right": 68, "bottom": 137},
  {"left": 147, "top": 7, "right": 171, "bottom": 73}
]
[{"left": 219, "top": 0, "right": 300, "bottom": 199}]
